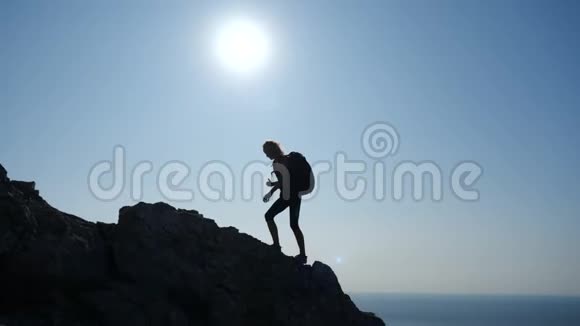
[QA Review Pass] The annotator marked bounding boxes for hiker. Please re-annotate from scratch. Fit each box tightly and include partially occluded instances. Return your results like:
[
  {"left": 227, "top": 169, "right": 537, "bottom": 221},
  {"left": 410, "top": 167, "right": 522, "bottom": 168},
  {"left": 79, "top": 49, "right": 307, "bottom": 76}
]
[{"left": 262, "top": 140, "right": 314, "bottom": 264}]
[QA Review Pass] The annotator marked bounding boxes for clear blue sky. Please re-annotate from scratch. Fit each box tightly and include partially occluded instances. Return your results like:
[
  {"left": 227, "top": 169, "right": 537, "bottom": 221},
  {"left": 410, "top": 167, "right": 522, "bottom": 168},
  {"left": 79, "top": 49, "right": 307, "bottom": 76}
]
[{"left": 2, "top": 0, "right": 579, "bottom": 295}]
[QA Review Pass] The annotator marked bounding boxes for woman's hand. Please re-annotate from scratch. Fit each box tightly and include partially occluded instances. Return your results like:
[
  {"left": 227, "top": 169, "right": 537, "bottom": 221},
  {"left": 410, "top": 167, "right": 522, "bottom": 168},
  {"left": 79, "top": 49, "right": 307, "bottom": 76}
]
[{"left": 263, "top": 192, "right": 272, "bottom": 203}]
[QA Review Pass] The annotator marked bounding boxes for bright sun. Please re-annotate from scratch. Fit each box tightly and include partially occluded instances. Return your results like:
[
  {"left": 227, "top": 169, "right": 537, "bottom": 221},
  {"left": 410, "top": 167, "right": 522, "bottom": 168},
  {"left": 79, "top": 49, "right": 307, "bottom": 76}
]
[{"left": 213, "top": 17, "right": 272, "bottom": 77}]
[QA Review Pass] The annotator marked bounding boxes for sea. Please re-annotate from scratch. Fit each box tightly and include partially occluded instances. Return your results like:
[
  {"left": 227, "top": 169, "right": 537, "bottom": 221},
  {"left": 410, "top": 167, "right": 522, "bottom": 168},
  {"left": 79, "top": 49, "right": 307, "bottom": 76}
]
[{"left": 350, "top": 293, "right": 580, "bottom": 326}]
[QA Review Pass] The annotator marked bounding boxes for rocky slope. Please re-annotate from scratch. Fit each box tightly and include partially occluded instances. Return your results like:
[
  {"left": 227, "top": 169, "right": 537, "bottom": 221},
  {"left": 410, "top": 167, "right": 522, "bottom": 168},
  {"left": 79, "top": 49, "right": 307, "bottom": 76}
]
[{"left": 0, "top": 164, "right": 385, "bottom": 326}]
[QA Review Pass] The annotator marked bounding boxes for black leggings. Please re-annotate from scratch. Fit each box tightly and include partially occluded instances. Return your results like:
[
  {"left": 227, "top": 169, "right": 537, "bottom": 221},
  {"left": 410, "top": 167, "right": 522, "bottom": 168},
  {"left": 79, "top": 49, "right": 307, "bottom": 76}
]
[{"left": 265, "top": 197, "right": 302, "bottom": 230}]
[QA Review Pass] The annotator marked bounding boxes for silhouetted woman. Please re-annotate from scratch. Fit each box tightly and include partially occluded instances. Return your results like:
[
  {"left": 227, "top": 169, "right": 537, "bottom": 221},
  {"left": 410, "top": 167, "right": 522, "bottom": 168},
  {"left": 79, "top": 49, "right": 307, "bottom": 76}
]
[{"left": 262, "top": 140, "right": 307, "bottom": 264}]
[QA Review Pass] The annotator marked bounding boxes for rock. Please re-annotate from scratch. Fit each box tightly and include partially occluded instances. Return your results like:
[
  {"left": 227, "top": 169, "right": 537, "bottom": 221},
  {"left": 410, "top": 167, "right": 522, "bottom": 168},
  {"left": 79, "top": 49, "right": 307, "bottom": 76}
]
[
  {"left": 0, "top": 163, "right": 7, "bottom": 183},
  {"left": 0, "top": 166, "right": 385, "bottom": 326},
  {"left": 312, "top": 261, "right": 342, "bottom": 293},
  {"left": 12, "top": 181, "right": 40, "bottom": 199}
]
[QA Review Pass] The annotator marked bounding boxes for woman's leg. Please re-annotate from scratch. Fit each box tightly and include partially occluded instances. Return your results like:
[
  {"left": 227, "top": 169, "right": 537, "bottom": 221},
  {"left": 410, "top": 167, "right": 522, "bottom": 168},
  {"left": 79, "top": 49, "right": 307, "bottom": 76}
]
[
  {"left": 289, "top": 198, "right": 305, "bottom": 257},
  {"left": 265, "top": 197, "right": 289, "bottom": 247}
]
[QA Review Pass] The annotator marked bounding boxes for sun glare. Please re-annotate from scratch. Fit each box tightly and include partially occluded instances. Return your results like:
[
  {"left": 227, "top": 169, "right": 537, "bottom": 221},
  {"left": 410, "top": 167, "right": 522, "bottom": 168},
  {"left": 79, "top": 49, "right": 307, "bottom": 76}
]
[{"left": 213, "top": 17, "right": 272, "bottom": 77}]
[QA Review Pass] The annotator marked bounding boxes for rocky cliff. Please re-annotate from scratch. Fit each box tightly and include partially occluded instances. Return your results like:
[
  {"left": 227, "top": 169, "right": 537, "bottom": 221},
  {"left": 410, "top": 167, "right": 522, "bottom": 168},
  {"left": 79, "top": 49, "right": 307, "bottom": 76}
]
[{"left": 0, "top": 164, "right": 385, "bottom": 326}]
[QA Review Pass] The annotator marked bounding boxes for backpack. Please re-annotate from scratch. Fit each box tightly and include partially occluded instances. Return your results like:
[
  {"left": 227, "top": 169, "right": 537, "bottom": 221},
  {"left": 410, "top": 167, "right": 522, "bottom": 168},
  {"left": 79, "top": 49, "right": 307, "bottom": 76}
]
[{"left": 285, "top": 151, "right": 315, "bottom": 196}]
